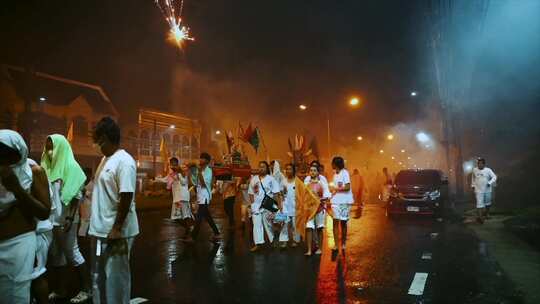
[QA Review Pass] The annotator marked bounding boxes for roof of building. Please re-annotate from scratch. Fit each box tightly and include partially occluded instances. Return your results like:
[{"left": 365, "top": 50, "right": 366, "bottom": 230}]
[{"left": 1, "top": 64, "right": 118, "bottom": 116}]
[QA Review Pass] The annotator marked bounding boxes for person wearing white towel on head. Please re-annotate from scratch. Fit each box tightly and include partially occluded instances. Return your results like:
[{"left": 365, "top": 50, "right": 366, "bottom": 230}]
[
  {"left": 26, "top": 158, "right": 55, "bottom": 304},
  {"left": 330, "top": 156, "right": 354, "bottom": 252},
  {"left": 0, "top": 130, "right": 51, "bottom": 304},
  {"left": 89, "top": 117, "right": 140, "bottom": 304},
  {"left": 248, "top": 161, "right": 281, "bottom": 252}
]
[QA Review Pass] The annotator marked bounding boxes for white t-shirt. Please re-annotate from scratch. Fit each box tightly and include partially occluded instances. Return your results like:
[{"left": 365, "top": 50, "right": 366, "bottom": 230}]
[
  {"left": 196, "top": 167, "right": 213, "bottom": 205},
  {"left": 304, "top": 176, "right": 332, "bottom": 199},
  {"left": 331, "top": 169, "right": 354, "bottom": 205},
  {"left": 471, "top": 167, "right": 497, "bottom": 194},
  {"left": 248, "top": 175, "right": 280, "bottom": 212},
  {"left": 89, "top": 149, "right": 139, "bottom": 238},
  {"left": 170, "top": 174, "right": 190, "bottom": 202},
  {"left": 49, "top": 180, "right": 81, "bottom": 226},
  {"left": 281, "top": 179, "right": 296, "bottom": 216}
]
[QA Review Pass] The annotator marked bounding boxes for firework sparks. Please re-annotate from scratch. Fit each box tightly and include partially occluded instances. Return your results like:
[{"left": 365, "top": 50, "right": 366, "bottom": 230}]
[{"left": 154, "top": 0, "right": 194, "bottom": 49}]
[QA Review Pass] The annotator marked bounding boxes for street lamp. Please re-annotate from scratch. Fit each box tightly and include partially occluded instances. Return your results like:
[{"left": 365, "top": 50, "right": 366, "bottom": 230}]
[
  {"left": 379, "top": 149, "right": 384, "bottom": 154},
  {"left": 298, "top": 99, "right": 361, "bottom": 161},
  {"left": 215, "top": 130, "right": 221, "bottom": 135},
  {"left": 39, "top": 97, "right": 47, "bottom": 102},
  {"left": 169, "top": 124, "right": 175, "bottom": 129},
  {"left": 411, "top": 91, "right": 418, "bottom": 97},
  {"left": 387, "top": 134, "right": 394, "bottom": 141},
  {"left": 416, "top": 132, "right": 430, "bottom": 143},
  {"left": 357, "top": 136, "right": 363, "bottom": 141}
]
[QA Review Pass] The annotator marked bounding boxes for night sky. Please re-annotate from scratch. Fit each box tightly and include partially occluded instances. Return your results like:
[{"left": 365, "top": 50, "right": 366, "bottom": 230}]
[{"left": 1, "top": 0, "right": 427, "bottom": 157}]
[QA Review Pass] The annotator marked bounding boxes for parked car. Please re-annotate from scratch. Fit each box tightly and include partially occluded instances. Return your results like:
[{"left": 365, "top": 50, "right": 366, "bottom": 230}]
[{"left": 386, "top": 169, "right": 448, "bottom": 218}]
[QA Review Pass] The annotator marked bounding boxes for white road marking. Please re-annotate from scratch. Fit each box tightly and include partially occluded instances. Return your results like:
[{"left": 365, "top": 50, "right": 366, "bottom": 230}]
[
  {"left": 408, "top": 272, "right": 429, "bottom": 295},
  {"left": 421, "top": 252, "right": 432, "bottom": 260},
  {"left": 430, "top": 232, "right": 438, "bottom": 240},
  {"left": 130, "top": 297, "right": 149, "bottom": 304}
]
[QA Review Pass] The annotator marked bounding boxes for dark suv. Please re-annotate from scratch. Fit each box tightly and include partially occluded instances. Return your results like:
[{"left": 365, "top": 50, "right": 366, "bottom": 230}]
[{"left": 386, "top": 169, "right": 448, "bottom": 218}]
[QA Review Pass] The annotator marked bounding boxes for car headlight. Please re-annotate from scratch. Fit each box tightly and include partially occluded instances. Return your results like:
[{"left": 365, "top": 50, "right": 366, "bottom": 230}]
[{"left": 429, "top": 190, "right": 441, "bottom": 200}]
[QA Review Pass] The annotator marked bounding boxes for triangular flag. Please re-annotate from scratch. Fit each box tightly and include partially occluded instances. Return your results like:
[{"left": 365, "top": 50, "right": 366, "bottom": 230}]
[
  {"left": 66, "top": 121, "right": 74, "bottom": 143},
  {"left": 160, "top": 137, "right": 170, "bottom": 176}
]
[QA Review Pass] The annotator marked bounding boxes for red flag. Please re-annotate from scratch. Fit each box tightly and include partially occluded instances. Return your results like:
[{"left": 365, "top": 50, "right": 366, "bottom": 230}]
[{"left": 242, "top": 123, "right": 254, "bottom": 142}]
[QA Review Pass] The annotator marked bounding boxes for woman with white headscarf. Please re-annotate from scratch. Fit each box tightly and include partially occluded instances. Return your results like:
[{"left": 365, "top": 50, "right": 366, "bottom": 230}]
[{"left": 0, "top": 129, "right": 51, "bottom": 304}]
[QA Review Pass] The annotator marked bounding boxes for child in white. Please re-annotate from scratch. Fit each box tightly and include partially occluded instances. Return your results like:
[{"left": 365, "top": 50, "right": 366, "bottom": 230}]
[
  {"left": 304, "top": 164, "right": 331, "bottom": 255},
  {"left": 330, "top": 157, "right": 354, "bottom": 251},
  {"left": 471, "top": 158, "right": 497, "bottom": 222},
  {"left": 278, "top": 164, "right": 300, "bottom": 248},
  {"left": 248, "top": 161, "right": 281, "bottom": 252}
]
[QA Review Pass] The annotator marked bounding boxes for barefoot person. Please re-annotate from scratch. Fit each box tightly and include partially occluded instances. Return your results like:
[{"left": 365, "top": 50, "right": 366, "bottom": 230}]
[
  {"left": 41, "top": 134, "right": 91, "bottom": 303},
  {"left": 304, "top": 164, "right": 331, "bottom": 256},
  {"left": 249, "top": 161, "right": 281, "bottom": 252},
  {"left": 167, "top": 157, "right": 194, "bottom": 240},
  {"left": 0, "top": 130, "right": 51, "bottom": 304},
  {"left": 278, "top": 163, "right": 300, "bottom": 248},
  {"left": 471, "top": 157, "right": 497, "bottom": 223},
  {"left": 330, "top": 156, "right": 354, "bottom": 252}
]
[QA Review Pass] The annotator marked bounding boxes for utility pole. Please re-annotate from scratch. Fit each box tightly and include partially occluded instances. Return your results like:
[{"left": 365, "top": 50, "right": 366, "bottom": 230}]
[{"left": 152, "top": 119, "right": 157, "bottom": 177}]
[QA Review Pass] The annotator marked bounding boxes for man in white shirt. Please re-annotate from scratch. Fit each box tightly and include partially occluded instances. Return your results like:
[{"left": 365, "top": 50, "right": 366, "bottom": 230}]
[
  {"left": 89, "top": 117, "right": 139, "bottom": 304},
  {"left": 248, "top": 161, "right": 281, "bottom": 252},
  {"left": 471, "top": 158, "right": 497, "bottom": 223},
  {"left": 191, "top": 152, "right": 221, "bottom": 242},
  {"left": 330, "top": 156, "right": 354, "bottom": 252}
]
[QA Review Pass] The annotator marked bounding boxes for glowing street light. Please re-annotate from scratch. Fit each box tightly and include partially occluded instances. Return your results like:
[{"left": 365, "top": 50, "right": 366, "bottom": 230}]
[
  {"left": 379, "top": 149, "right": 384, "bottom": 154},
  {"left": 357, "top": 136, "right": 363, "bottom": 141},
  {"left": 39, "top": 97, "right": 46, "bottom": 102},
  {"left": 169, "top": 124, "right": 175, "bottom": 129},
  {"left": 411, "top": 91, "right": 418, "bottom": 97},
  {"left": 387, "top": 134, "right": 394, "bottom": 141},
  {"left": 416, "top": 132, "right": 430, "bottom": 143},
  {"left": 407, "top": 156, "right": 412, "bottom": 160},
  {"left": 349, "top": 97, "right": 360, "bottom": 106},
  {"left": 215, "top": 130, "right": 221, "bottom": 135},
  {"left": 401, "top": 149, "right": 406, "bottom": 153},
  {"left": 391, "top": 156, "right": 395, "bottom": 160},
  {"left": 299, "top": 104, "right": 307, "bottom": 111}
]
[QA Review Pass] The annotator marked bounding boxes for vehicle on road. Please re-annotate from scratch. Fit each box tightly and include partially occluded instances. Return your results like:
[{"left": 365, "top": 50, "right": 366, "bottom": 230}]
[{"left": 386, "top": 169, "right": 448, "bottom": 218}]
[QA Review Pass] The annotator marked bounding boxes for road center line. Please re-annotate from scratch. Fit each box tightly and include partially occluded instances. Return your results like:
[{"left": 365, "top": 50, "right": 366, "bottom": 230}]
[{"left": 408, "top": 272, "right": 429, "bottom": 295}]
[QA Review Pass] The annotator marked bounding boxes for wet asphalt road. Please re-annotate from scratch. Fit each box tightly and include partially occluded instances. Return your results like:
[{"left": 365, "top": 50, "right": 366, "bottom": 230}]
[{"left": 123, "top": 201, "right": 518, "bottom": 304}]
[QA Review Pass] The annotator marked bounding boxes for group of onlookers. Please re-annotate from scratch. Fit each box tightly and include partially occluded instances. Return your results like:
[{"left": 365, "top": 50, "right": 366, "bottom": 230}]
[{"left": 0, "top": 116, "right": 139, "bottom": 304}]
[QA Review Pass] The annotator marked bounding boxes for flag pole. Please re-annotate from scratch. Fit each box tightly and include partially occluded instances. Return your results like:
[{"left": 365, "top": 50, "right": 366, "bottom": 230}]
[{"left": 257, "top": 127, "right": 270, "bottom": 161}]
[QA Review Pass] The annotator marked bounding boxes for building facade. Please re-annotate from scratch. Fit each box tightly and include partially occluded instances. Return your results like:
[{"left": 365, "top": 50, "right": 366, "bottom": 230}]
[
  {"left": 130, "top": 108, "right": 202, "bottom": 177},
  {"left": 0, "top": 64, "right": 118, "bottom": 169}
]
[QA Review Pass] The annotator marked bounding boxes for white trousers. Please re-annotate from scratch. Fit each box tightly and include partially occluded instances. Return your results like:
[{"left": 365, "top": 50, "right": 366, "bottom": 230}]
[
  {"left": 91, "top": 237, "right": 135, "bottom": 304},
  {"left": 31, "top": 230, "right": 53, "bottom": 280},
  {"left": 50, "top": 225, "right": 85, "bottom": 267},
  {"left": 279, "top": 216, "right": 300, "bottom": 243},
  {"left": 0, "top": 231, "right": 36, "bottom": 304},
  {"left": 252, "top": 210, "right": 274, "bottom": 245}
]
